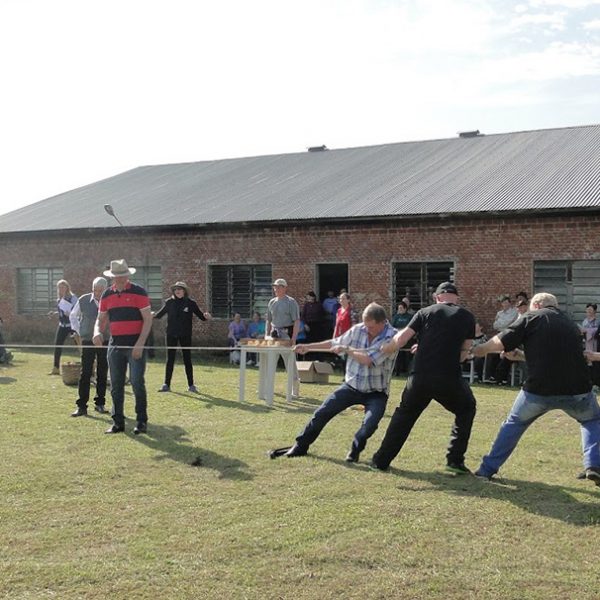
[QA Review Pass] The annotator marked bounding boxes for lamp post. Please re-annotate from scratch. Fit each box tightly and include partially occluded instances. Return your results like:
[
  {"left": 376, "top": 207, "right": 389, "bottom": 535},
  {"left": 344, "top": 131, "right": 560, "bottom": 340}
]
[{"left": 103, "top": 204, "right": 132, "bottom": 236}]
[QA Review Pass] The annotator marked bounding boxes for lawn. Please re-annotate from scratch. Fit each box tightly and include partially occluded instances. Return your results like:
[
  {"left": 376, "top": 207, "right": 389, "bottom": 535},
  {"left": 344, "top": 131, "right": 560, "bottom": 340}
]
[{"left": 1, "top": 351, "right": 599, "bottom": 599}]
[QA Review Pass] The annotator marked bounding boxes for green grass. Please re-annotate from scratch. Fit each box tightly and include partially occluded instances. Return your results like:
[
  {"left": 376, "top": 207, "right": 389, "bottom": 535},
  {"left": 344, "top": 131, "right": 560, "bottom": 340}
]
[{"left": 1, "top": 351, "right": 599, "bottom": 599}]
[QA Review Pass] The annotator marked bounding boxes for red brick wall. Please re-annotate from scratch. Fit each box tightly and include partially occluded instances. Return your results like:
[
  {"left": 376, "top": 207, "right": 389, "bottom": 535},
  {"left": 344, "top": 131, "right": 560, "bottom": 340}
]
[{"left": 1, "top": 213, "right": 600, "bottom": 345}]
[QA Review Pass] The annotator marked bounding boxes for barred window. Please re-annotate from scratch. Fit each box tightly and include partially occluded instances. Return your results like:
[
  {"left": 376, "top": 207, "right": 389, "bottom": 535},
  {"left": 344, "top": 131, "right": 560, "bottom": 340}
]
[
  {"left": 209, "top": 265, "right": 272, "bottom": 319},
  {"left": 393, "top": 262, "right": 454, "bottom": 310},
  {"left": 534, "top": 260, "right": 600, "bottom": 321},
  {"left": 17, "top": 267, "right": 64, "bottom": 313},
  {"left": 130, "top": 266, "right": 163, "bottom": 309}
]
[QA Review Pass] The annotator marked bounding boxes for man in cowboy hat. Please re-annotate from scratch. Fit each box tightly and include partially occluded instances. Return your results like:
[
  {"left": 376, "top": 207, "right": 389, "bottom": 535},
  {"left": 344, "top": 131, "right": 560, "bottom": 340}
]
[
  {"left": 153, "top": 281, "right": 211, "bottom": 393},
  {"left": 93, "top": 259, "right": 153, "bottom": 434}
]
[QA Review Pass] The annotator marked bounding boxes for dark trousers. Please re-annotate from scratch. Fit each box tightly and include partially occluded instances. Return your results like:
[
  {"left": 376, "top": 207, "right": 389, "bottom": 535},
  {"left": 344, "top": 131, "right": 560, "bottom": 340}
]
[
  {"left": 295, "top": 383, "right": 388, "bottom": 455},
  {"left": 77, "top": 341, "right": 108, "bottom": 408},
  {"left": 164, "top": 334, "right": 194, "bottom": 386},
  {"left": 53, "top": 325, "right": 72, "bottom": 368},
  {"left": 107, "top": 345, "right": 147, "bottom": 428},
  {"left": 372, "top": 376, "right": 477, "bottom": 469}
]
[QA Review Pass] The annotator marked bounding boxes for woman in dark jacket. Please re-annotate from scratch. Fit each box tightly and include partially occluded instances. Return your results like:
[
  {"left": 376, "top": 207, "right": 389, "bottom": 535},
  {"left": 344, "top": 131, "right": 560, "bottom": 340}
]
[
  {"left": 49, "top": 279, "right": 78, "bottom": 375},
  {"left": 154, "top": 281, "right": 211, "bottom": 393}
]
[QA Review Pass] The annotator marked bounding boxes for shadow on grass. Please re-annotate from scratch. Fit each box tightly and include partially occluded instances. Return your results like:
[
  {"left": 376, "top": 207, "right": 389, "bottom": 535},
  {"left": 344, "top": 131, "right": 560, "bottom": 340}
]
[
  {"left": 0, "top": 376, "right": 17, "bottom": 384},
  {"left": 395, "top": 468, "right": 600, "bottom": 526},
  {"left": 128, "top": 421, "right": 253, "bottom": 481},
  {"left": 167, "top": 389, "right": 272, "bottom": 413}
]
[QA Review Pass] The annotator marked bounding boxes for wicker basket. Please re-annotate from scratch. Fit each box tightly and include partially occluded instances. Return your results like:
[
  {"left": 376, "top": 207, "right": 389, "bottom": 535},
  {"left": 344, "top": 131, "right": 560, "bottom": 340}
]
[{"left": 61, "top": 362, "right": 81, "bottom": 386}]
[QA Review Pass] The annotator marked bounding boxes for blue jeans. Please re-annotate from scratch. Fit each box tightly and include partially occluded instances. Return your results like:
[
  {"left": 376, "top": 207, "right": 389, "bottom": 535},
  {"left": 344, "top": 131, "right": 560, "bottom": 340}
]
[
  {"left": 107, "top": 345, "right": 148, "bottom": 428},
  {"left": 478, "top": 389, "right": 600, "bottom": 476},
  {"left": 295, "top": 383, "right": 388, "bottom": 455}
]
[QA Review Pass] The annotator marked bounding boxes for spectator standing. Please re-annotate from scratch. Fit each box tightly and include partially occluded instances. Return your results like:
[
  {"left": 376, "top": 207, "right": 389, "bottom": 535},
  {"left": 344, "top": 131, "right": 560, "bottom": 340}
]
[
  {"left": 473, "top": 292, "right": 600, "bottom": 485},
  {"left": 266, "top": 278, "right": 300, "bottom": 397},
  {"left": 69, "top": 277, "right": 109, "bottom": 416},
  {"left": 49, "top": 279, "right": 78, "bottom": 375},
  {"left": 0, "top": 315, "right": 12, "bottom": 364},
  {"left": 391, "top": 301, "right": 413, "bottom": 375},
  {"left": 333, "top": 292, "right": 357, "bottom": 338},
  {"left": 301, "top": 292, "right": 327, "bottom": 344},
  {"left": 581, "top": 303, "right": 598, "bottom": 354},
  {"left": 94, "top": 259, "right": 153, "bottom": 435},
  {"left": 322, "top": 290, "right": 340, "bottom": 337},
  {"left": 154, "top": 281, "right": 211, "bottom": 393},
  {"left": 227, "top": 313, "right": 247, "bottom": 365}
]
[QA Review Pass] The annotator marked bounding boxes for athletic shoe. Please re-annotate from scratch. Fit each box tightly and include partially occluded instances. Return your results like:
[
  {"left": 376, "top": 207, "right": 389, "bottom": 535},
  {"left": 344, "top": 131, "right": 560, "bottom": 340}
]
[
  {"left": 586, "top": 466, "right": 600, "bottom": 486},
  {"left": 49, "top": 367, "right": 60, "bottom": 375},
  {"left": 445, "top": 462, "right": 472, "bottom": 475},
  {"left": 285, "top": 444, "right": 308, "bottom": 457},
  {"left": 474, "top": 469, "right": 494, "bottom": 480},
  {"left": 576, "top": 471, "right": 587, "bottom": 480},
  {"left": 345, "top": 448, "right": 360, "bottom": 463},
  {"left": 133, "top": 423, "right": 147, "bottom": 435},
  {"left": 368, "top": 461, "right": 389, "bottom": 472},
  {"left": 71, "top": 408, "right": 87, "bottom": 417},
  {"left": 188, "top": 385, "right": 199, "bottom": 393},
  {"left": 158, "top": 384, "right": 170, "bottom": 392}
]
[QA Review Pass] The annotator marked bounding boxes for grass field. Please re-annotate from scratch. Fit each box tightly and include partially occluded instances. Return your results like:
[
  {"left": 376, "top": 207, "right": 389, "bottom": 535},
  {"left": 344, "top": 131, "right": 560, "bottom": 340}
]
[{"left": 1, "top": 350, "right": 599, "bottom": 599}]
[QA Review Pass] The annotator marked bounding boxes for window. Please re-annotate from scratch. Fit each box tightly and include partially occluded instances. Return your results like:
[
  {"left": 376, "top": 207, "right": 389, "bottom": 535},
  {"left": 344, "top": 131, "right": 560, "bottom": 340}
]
[
  {"left": 131, "top": 266, "right": 163, "bottom": 309},
  {"left": 534, "top": 260, "right": 600, "bottom": 321},
  {"left": 393, "top": 262, "right": 454, "bottom": 310},
  {"left": 209, "top": 265, "right": 272, "bottom": 319},
  {"left": 17, "top": 267, "right": 64, "bottom": 313}
]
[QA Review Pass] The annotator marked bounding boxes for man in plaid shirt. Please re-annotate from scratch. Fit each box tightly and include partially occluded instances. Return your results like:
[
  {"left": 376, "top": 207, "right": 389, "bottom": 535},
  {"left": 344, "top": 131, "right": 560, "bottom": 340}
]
[{"left": 279, "top": 303, "right": 397, "bottom": 463}]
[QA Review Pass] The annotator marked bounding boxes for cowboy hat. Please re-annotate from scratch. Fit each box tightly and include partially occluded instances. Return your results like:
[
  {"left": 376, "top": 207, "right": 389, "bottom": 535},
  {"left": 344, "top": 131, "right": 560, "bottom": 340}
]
[
  {"left": 103, "top": 259, "right": 136, "bottom": 278},
  {"left": 170, "top": 281, "right": 189, "bottom": 293}
]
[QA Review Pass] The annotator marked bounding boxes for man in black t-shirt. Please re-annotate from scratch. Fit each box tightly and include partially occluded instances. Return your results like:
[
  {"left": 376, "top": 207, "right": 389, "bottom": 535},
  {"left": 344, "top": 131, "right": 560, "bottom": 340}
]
[
  {"left": 472, "top": 292, "right": 600, "bottom": 485},
  {"left": 371, "top": 282, "right": 477, "bottom": 473}
]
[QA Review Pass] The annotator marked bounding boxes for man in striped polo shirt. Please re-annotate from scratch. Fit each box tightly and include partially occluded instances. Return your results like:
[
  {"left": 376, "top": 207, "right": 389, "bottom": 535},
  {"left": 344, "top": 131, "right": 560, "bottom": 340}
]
[{"left": 93, "top": 259, "right": 153, "bottom": 435}]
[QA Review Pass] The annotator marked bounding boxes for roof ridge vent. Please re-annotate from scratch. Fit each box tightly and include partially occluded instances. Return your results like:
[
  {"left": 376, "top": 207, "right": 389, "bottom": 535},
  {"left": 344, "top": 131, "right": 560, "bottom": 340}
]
[
  {"left": 307, "top": 145, "right": 328, "bottom": 152},
  {"left": 458, "top": 130, "right": 482, "bottom": 138}
]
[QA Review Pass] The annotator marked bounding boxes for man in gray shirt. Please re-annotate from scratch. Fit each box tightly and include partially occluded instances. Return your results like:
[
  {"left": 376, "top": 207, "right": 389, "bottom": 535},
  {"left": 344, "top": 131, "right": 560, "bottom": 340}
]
[
  {"left": 266, "top": 278, "right": 301, "bottom": 397},
  {"left": 69, "top": 276, "right": 109, "bottom": 417}
]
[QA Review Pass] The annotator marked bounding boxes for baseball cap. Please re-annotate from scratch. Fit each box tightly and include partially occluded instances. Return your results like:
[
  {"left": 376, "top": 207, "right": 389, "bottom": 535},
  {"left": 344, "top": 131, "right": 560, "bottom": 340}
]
[
  {"left": 435, "top": 281, "right": 459, "bottom": 295},
  {"left": 272, "top": 278, "right": 287, "bottom": 287}
]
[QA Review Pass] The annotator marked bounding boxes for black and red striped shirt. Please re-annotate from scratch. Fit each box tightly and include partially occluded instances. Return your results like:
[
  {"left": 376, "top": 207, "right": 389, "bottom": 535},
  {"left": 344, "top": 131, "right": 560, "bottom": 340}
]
[{"left": 99, "top": 281, "right": 150, "bottom": 346}]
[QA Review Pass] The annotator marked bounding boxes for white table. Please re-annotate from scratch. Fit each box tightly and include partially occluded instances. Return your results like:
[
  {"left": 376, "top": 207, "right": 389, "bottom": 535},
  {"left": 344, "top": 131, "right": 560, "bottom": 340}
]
[{"left": 238, "top": 345, "right": 297, "bottom": 406}]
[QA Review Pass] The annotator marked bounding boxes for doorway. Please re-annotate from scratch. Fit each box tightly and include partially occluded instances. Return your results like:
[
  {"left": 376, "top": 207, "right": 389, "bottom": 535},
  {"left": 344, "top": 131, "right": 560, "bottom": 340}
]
[{"left": 316, "top": 263, "right": 348, "bottom": 301}]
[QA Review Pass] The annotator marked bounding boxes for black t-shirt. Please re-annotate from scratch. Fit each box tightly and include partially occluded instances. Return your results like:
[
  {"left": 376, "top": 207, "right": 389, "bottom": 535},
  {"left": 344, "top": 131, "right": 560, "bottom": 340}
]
[
  {"left": 154, "top": 296, "right": 206, "bottom": 337},
  {"left": 408, "top": 302, "right": 476, "bottom": 381},
  {"left": 499, "top": 307, "right": 591, "bottom": 395}
]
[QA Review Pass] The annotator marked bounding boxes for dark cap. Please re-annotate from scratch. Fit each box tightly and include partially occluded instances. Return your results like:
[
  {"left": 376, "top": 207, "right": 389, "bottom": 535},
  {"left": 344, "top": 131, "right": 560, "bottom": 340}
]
[{"left": 435, "top": 281, "right": 459, "bottom": 296}]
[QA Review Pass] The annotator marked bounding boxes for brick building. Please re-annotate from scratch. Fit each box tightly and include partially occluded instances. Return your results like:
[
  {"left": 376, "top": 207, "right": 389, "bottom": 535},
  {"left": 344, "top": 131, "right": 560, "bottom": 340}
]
[{"left": 1, "top": 124, "right": 600, "bottom": 346}]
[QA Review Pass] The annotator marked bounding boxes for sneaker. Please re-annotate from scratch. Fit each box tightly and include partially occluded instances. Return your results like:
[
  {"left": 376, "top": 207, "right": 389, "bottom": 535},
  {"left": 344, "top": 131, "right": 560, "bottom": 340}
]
[
  {"left": 94, "top": 404, "right": 108, "bottom": 414},
  {"left": 474, "top": 469, "right": 493, "bottom": 480},
  {"left": 158, "top": 384, "right": 170, "bottom": 392},
  {"left": 576, "top": 470, "right": 587, "bottom": 480},
  {"left": 586, "top": 466, "right": 600, "bottom": 486},
  {"left": 246, "top": 360, "right": 254, "bottom": 366},
  {"left": 133, "top": 423, "right": 147, "bottom": 435},
  {"left": 49, "top": 367, "right": 60, "bottom": 375},
  {"left": 188, "top": 385, "right": 199, "bottom": 393},
  {"left": 446, "top": 462, "right": 472, "bottom": 475},
  {"left": 345, "top": 448, "right": 360, "bottom": 463},
  {"left": 285, "top": 444, "right": 308, "bottom": 457},
  {"left": 104, "top": 425, "right": 125, "bottom": 434},
  {"left": 368, "top": 461, "right": 389, "bottom": 472},
  {"left": 71, "top": 408, "right": 87, "bottom": 417}
]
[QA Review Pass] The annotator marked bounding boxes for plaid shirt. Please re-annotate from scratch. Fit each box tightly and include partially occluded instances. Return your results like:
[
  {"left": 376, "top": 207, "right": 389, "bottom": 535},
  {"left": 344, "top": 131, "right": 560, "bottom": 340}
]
[{"left": 333, "top": 322, "right": 398, "bottom": 394}]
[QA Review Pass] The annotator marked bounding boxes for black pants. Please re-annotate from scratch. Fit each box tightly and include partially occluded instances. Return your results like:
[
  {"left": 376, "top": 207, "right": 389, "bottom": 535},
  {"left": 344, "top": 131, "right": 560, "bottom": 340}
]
[
  {"left": 372, "top": 375, "right": 477, "bottom": 469},
  {"left": 164, "top": 334, "right": 194, "bottom": 386},
  {"left": 77, "top": 341, "right": 108, "bottom": 408},
  {"left": 53, "top": 325, "right": 72, "bottom": 369}
]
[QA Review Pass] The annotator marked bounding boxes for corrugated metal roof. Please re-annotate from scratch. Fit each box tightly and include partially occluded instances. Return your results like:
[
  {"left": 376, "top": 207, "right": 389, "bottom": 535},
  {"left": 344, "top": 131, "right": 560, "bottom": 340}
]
[{"left": 1, "top": 124, "right": 600, "bottom": 233}]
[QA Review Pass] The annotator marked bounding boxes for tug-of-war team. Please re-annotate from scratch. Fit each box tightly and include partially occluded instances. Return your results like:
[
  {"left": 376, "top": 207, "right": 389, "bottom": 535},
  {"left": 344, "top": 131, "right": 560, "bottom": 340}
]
[{"left": 11, "top": 257, "right": 600, "bottom": 487}]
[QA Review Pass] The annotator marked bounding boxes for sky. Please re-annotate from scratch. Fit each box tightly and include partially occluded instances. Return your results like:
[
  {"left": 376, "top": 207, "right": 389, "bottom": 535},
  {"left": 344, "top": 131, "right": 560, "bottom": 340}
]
[{"left": 1, "top": 0, "right": 599, "bottom": 217}]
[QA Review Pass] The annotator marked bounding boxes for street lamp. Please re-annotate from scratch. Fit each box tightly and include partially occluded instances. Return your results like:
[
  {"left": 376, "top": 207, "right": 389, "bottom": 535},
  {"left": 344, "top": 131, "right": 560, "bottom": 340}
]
[{"left": 103, "top": 204, "right": 131, "bottom": 235}]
